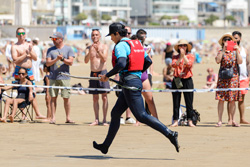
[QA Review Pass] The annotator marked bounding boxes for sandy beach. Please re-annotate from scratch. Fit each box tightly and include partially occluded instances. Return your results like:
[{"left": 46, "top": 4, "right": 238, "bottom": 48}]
[{"left": 1, "top": 52, "right": 250, "bottom": 167}]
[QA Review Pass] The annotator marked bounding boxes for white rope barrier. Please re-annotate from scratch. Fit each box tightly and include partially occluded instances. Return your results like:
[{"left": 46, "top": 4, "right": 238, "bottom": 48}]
[{"left": 0, "top": 83, "right": 249, "bottom": 93}]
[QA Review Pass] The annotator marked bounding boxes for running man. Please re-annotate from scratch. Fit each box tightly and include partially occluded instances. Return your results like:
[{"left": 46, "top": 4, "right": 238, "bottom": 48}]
[
  {"left": 11, "top": 27, "right": 45, "bottom": 119},
  {"left": 93, "top": 22, "right": 179, "bottom": 154},
  {"left": 84, "top": 29, "right": 110, "bottom": 126}
]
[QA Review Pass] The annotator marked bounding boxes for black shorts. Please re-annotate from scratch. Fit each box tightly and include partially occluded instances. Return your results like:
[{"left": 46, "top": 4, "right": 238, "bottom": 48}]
[{"left": 88, "top": 70, "right": 110, "bottom": 94}]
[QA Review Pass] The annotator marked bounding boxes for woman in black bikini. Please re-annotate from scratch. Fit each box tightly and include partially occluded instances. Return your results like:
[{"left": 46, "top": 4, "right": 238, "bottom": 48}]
[{"left": 0, "top": 67, "right": 34, "bottom": 123}]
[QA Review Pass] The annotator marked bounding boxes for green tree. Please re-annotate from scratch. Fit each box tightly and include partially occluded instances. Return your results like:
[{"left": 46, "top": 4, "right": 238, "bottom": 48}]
[
  {"left": 91, "top": 9, "right": 99, "bottom": 21},
  {"left": 205, "top": 14, "right": 219, "bottom": 25},
  {"left": 159, "top": 15, "right": 172, "bottom": 21},
  {"left": 101, "top": 14, "right": 111, "bottom": 21},
  {"left": 225, "top": 15, "right": 235, "bottom": 22},
  {"left": 116, "top": 18, "right": 126, "bottom": 23},
  {"left": 178, "top": 15, "right": 189, "bottom": 21},
  {"left": 74, "top": 12, "right": 87, "bottom": 24},
  {"left": 75, "top": 13, "right": 87, "bottom": 21}
]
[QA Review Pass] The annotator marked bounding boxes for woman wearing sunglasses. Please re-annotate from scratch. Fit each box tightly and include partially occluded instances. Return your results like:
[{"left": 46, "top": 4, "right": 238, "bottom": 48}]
[
  {"left": 215, "top": 33, "right": 242, "bottom": 127},
  {"left": 0, "top": 67, "right": 33, "bottom": 123},
  {"left": 171, "top": 39, "right": 195, "bottom": 127}
]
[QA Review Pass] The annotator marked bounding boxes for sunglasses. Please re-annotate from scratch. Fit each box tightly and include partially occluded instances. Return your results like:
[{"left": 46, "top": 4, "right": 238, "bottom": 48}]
[
  {"left": 223, "top": 38, "right": 231, "bottom": 42},
  {"left": 179, "top": 44, "right": 187, "bottom": 47},
  {"left": 51, "top": 38, "right": 58, "bottom": 41},
  {"left": 92, "top": 29, "right": 99, "bottom": 31},
  {"left": 18, "top": 72, "right": 26, "bottom": 75},
  {"left": 17, "top": 32, "right": 25, "bottom": 36},
  {"left": 127, "top": 32, "right": 131, "bottom": 35}
]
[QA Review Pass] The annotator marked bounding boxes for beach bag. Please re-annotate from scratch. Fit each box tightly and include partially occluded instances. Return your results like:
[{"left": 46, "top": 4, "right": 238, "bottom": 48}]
[
  {"left": 219, "top": 52, "right": 237, "bottom": 80},
  {"left": 219, "top": 67, "right": 234, "bottom": 79},
  {"left": 191, "top": 109, "right": 200, "bottom": 125},
  {"left": 178, "top": 109, "right": 200, "bottom": 126},
  {"left": 173, "top": 77, "right": 183, "bottom": 89}
]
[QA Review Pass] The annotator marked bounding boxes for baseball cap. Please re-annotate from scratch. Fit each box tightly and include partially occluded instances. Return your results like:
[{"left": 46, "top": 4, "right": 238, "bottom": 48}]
[
  {"left": 49, "top": 32, "right": 64, "bottom": 39},
  {"left": 106, "top": 23, "right": 125, "bottom": 37},
  {"left": 34, "top": 37, "right": 39, "bottom": 41}
]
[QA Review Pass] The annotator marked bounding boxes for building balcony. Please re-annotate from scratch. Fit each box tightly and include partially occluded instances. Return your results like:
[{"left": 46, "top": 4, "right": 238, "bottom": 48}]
[
  {"left": 153, "top": 0, "right": 181, "bottom": 5},
  {"left": 153, "top": 0, "right": 180, "bottom": 2},
  {"left": 153, "top": 9, "right": 180, "bottom": 14}
]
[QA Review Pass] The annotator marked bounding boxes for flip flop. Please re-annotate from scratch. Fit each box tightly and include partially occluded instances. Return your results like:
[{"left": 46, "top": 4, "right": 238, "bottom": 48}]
[{"left": 232, "top": 122, "right": 240, "bottom": 127}]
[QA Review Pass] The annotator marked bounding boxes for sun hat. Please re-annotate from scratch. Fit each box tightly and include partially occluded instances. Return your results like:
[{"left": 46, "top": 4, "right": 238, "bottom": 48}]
[
  {"left": 174, "top": 39, "right": 192, "bottom": 52},
  {"left": 106, "top": 22, "right": 125, "bottom": 37},
  {"left": 218, "top": 32, "right": 236, "bottom": 46}
]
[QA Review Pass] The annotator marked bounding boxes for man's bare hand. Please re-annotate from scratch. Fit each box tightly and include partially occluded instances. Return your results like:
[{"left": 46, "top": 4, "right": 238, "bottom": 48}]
[
  {"left": 99, "top": 74, "right": 108, "bottom": 82},
  {"left": 28, "top": 45, "right": 32, "bottom": 52},
  {"left": 92, "top": 44, "right": 101, "bottom": 53},
  {"left": 57, "top": 54, "right": 63, "bottom": 60}
]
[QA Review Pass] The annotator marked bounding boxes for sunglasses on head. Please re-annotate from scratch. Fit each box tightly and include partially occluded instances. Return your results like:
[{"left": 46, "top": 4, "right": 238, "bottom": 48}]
[
  {"left": 223, "top": 38, "right": 231, "bottom": 42},
  {"left": 179, "top": 44, "right": 187, "bottom": 47},
  {"left": 18, "top": 72, "right": 26, "bottom": 75},
  {"left": 17, "top": 32, "right": 25, "bottom": 36},
  {"left": 92, "top": 29, "right": 99, "bottom": 31}
]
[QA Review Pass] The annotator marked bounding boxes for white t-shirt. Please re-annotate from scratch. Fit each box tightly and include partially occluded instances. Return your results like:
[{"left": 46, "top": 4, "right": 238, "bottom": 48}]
[
  {"left": 239, "top": 46, "right": 248, "bottom": 81},
  {"left": 5, "top": 44, "right": 13, "bottom": 61}
]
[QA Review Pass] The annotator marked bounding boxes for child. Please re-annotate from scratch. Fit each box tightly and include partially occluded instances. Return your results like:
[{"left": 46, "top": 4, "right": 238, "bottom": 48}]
[
  {"left": 203, "top": 68, "right": 218, "bottom": 89},
  {"left": 43, "top": 64, "right": 51, "bottom": 122}
]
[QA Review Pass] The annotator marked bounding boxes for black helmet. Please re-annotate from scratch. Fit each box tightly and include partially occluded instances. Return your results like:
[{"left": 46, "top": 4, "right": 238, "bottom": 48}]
[{"left": 106, "top": 22, "right": 125, "bottom": 37}]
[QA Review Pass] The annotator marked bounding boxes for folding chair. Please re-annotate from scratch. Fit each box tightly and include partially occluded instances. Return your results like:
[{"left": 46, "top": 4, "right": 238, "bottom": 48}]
[
  {"left": 14, "top": 97, "right": 33, "bottom": 122},
  {"left": 0, "top": 88, "right": 33, "bottom": 122}
]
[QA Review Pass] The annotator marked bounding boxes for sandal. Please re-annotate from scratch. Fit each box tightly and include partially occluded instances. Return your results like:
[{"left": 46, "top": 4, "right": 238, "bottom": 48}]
[{"left": 232, "top": 122, "right": 240, "bottom": 127}]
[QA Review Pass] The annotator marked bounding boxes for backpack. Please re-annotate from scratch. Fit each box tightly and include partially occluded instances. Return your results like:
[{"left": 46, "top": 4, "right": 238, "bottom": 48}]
[{"left": 179, "top": 109, "right": 200, "bottom": 126}]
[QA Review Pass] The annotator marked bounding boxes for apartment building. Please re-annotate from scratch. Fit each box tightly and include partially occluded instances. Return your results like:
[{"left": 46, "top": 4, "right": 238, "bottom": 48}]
[
  {"left": 32, "top": 0, "right": 56, "bottom": 25},
  {"left": 82, "top": 0, "right": 131, "bottom": 24},
  {"left": 198, "top": 0, "right": 248, "bottom": 26},
  {"left": 130, "top": 0, "right": 197, "bottom": 25},
  {"left": 0, "top": 0, "right": 15, "bottom": 25}
]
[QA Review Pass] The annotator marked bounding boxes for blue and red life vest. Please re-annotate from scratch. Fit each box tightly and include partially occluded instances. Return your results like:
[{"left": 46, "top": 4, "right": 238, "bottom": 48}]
[{"left": 112, "top": 40, "right": 145, "bottom": 71}]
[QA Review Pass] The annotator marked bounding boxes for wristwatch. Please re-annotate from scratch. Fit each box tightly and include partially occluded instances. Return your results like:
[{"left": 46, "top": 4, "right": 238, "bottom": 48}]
[{"left": 61, "top": 57, "right": 64, "bottom": 61}]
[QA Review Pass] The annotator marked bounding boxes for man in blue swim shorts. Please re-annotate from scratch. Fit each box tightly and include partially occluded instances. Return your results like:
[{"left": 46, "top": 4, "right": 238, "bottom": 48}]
[{"left": 11, "top": 27, "right": 46, "bottom": 119}]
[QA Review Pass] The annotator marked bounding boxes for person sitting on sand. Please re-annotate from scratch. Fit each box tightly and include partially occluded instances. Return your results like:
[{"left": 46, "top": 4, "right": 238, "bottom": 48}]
[
  {"left": 0, "top": 67, "right": 34, "bottom": 123},
  {"left": 203, "top": 68, "right": 218, "bottom": 89}
]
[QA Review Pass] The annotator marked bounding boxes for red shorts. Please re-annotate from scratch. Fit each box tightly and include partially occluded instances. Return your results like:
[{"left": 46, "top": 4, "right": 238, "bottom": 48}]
[{"left": 240, "top": 78, "right": 249, "bottom": 94}]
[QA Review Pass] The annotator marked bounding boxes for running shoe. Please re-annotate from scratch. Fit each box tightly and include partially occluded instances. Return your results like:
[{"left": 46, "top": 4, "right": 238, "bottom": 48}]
[
  {"left": 120, "top": 117, "right": 125, "bottom": 124},
  {"left": 125, "top": 117, "right": 136, "bottom": 124}
]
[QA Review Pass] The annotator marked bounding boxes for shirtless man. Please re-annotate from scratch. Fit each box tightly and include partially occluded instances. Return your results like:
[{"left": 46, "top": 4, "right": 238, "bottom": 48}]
[
  {"left": 11, "top": 27, "right": 45, "bottom": 119},
  {"left": 84, "top": 29, "right": 109, "bottom": 126}
]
